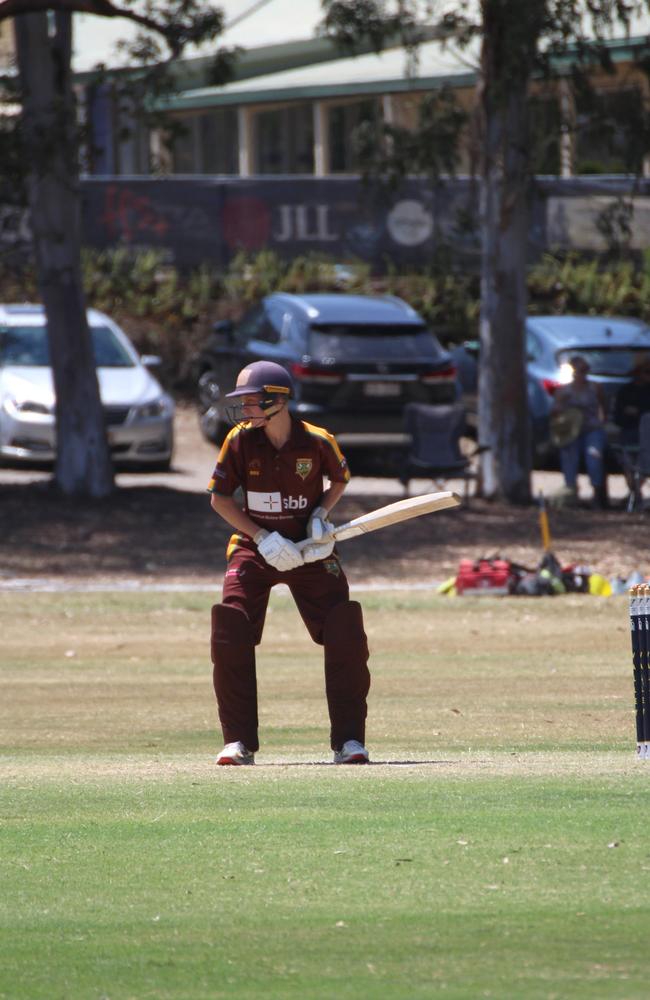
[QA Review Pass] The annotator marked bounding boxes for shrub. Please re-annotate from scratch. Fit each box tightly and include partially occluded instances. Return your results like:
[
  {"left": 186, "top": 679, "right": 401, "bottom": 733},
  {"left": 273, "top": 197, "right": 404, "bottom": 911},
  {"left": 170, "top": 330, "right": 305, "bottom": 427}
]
[
  {"left": 528, "top": 252, "right": 650, "bottom": 324},
  {"left": 2, "top": 248, "right": 649, "bottom": 397}
]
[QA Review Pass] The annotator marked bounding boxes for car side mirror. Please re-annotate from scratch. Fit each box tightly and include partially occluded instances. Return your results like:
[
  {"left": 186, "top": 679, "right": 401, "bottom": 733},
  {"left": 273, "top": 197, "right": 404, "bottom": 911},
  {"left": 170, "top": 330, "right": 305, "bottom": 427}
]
[{"left": 141, "top": 354, "right": 162, "bottom": 368}]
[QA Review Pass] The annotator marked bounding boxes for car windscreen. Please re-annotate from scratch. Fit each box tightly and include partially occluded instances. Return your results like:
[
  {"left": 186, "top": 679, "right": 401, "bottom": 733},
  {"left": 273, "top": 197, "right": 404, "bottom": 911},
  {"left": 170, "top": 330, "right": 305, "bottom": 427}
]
[
  {"left": 308, "top": 324, "right": 444, "bottom": 361},
  {"left": 556, "top": 347, "right": 650, "bottom": 377},
  {"left": 0, "top": 325, "right": 136, "bottom": 368}
]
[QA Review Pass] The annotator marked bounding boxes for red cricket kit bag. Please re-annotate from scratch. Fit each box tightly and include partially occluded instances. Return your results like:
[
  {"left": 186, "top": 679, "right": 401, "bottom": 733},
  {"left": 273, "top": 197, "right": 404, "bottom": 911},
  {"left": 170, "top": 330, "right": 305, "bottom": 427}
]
[{"left": 455, "top": 557, "right": 515, "bottom": 596}]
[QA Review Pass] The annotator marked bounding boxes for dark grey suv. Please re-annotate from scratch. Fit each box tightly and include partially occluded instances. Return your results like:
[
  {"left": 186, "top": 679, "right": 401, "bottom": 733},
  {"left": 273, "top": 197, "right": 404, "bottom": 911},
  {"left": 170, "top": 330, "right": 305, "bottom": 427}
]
[{"left": 195, "top": 292, "right": 457, "bottom": 468}]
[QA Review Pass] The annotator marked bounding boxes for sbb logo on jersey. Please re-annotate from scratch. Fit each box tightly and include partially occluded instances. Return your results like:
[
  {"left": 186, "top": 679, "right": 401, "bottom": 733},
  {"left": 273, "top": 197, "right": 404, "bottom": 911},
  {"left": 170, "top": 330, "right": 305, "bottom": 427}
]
[
  {"left": 283, "top": 496, "right": 308, "bottom": 510},
  {"left": 247, "top": 491, "right": 308, "bottom": 513}
]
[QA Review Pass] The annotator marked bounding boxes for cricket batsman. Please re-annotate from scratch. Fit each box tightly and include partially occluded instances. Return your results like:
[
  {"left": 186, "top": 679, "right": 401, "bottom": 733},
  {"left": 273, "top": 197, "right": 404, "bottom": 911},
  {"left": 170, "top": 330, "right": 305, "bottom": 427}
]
[{"left": 207, "top": 360, "right": 371, "bottom": 766}]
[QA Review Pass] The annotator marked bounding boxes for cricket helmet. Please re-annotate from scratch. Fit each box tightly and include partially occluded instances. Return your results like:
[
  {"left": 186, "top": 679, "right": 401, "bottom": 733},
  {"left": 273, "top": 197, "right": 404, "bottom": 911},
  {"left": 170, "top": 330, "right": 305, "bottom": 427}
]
[
  {"left": 225, "top": 361, "right": 294, "bottom": 399},
  {"left": 224, "top": 361, "right": 294, "bottom": 426}
]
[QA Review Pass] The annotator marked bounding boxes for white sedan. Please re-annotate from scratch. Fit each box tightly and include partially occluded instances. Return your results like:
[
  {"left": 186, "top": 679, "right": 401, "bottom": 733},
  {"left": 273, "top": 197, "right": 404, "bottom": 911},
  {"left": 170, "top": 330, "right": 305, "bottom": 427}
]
[{"left": 0, "top": 305, "right": 174, "bottom": 469}]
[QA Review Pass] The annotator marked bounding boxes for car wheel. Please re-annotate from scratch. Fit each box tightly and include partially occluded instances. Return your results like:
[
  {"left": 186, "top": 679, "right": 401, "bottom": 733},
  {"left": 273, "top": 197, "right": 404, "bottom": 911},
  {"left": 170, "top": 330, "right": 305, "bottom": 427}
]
[
  {"left": 200, "top": 412, "right": 229, "bottom": 445},
  {"left": 198, "top": 369, "right": 221, "bottom": 410},
  {"left": 198, "top": 405, "right": 228, "bottom": 445},
  {"left": 197, "top": 369, "right": 229, "bottom": 444}
]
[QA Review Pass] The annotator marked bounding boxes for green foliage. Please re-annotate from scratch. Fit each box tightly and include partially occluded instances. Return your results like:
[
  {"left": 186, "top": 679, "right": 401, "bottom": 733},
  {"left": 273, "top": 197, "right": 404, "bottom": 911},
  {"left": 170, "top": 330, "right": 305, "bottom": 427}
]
[
  {"left": 528, "top": 252, "right": 650, "bottom": 322},
  {"left": 381, "top": 266, "right": 480, "bottom": 342},
  {"left": 3, "top": 246, "right": 650, "bottom": 394},
  {"left": 222, "top": 250, "right": 371, "bottom": 302},
  {"left": 595, "top": 196, "right": 635, "bottom": 254},
  {"left": 221, "top": 246, "right": 650, "bottom": 345},
  {"left": 353, "top": 88, "right": 469, "bottom": 191},
  {"left": 221, "top": 248, "right": 287, "bottom": 301},
  {"left": 0, "top": 259, "right": 38, "bottom": 300},
  {"left": 319, "top": 0, "right": 414, "bottom": 55}
]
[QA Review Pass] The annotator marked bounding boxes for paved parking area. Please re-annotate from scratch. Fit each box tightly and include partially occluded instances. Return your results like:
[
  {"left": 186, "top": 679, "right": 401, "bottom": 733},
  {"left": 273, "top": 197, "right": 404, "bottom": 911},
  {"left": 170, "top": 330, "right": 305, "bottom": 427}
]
[{"left": 0, "top": 404, "right": 637, "bottom": 503}]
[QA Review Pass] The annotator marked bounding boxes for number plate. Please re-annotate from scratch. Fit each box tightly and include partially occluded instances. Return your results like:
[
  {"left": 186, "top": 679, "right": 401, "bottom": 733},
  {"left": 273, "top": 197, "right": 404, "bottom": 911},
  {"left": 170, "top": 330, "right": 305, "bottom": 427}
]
[{"left": 363, "top": 381, "right": 401, "bottom": 397}]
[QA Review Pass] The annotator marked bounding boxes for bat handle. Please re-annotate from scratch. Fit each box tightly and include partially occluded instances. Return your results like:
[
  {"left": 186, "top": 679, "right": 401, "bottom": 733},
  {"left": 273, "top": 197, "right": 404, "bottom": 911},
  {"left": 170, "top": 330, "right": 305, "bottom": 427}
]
[{"left": 296, "top": 532, "right": 336, "bottom": 553}]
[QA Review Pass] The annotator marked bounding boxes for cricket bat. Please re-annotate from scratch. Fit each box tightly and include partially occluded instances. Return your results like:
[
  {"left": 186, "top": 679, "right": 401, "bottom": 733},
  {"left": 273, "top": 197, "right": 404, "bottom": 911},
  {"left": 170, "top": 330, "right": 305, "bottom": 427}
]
[{"left": 299, "top": 490, "right": 460, "bottom": 548}]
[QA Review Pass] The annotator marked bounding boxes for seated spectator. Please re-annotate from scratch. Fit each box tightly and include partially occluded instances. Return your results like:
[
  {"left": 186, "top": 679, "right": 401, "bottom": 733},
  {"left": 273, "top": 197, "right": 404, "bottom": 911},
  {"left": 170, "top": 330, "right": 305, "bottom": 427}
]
[
  {"left": 612, "top": 355, "right": 650, "bottom": 496},
  {"left": 614, "top": 355, "right": 650, "bottom": 447},
  {"left": 551, "top": 355, "right": 608, "bottom": 508}
]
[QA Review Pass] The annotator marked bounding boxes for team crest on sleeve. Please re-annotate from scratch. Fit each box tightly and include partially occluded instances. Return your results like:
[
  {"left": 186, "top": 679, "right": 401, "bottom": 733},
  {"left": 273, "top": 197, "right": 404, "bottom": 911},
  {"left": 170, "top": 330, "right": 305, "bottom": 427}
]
[{"left": 295, "top": 458, "right": 313, "bottom": 480}]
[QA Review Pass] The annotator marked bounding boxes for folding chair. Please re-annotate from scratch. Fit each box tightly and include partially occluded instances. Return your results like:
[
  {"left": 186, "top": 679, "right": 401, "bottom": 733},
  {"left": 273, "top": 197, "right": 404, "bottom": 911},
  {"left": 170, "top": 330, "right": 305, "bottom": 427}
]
[
  {"left": 625, "top": 412, "right": 650, "bottom": 512},
  {"left": 399, "top": 402, "right": 482, "bottom": 501}
]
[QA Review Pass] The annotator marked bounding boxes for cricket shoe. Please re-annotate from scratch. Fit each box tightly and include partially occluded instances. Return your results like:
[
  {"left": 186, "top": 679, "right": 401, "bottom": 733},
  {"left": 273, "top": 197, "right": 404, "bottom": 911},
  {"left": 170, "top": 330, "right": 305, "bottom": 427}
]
[
  {"left": 216, "top": 741, "right": 255, "bottom": 766},
  {"left": 333, "top": 740, "right": 369, "bottom": 765}
]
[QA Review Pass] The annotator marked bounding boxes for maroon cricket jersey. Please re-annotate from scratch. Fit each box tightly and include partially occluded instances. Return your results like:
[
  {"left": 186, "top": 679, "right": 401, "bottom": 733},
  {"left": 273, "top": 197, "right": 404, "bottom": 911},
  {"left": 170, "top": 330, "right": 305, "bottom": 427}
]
[{"left": 207, "top": 417, "right": 350, "bottom": 556}]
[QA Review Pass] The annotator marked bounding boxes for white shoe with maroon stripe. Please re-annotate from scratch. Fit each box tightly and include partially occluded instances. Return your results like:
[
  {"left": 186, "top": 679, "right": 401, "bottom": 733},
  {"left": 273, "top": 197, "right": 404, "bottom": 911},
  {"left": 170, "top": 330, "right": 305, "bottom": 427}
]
[
  {"left": 216, "top": 741, "right": 255, "bottom": 766},
  {"left": 333, "top": 740, "right": 369, "bottom": 764}
]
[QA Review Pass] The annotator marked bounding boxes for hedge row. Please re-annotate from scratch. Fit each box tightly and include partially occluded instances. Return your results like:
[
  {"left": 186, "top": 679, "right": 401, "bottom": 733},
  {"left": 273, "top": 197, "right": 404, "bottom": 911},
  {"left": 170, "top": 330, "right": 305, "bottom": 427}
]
[{"left": 2, "top": 248, "right": 649, "bottom": 394}]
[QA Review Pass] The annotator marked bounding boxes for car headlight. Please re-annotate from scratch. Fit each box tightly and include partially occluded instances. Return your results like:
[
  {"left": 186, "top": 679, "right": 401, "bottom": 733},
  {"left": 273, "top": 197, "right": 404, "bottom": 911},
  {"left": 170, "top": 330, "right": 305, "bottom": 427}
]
[{"left": 133, "top": 398, "right": 172, "bottom": 420}]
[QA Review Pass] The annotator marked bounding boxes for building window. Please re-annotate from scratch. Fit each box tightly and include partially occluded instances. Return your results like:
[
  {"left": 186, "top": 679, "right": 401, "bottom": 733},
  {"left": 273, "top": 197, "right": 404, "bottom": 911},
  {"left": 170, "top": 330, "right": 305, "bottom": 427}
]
[
  {"left": 81, "top": 82, "right": 151, "bottom": 176},
  {"left": 200, "top": 109, "right": 239, "bottom": 174},
  {"left": 115, "top": 114, "right": 150, "bottom": 175},
  {"left": 529, "top": 95, "right": 562, "bottom": 175},
  {"left": 171, "top": 118, "right": 197, "bottom": 174},
  {"left": 328, "top": 99, "right": 380, "bottom": 173},
  {"left": 253, "top": 104, "right": 314, "bottom": 174},
  {"left": 86, "top": 83, "right": 116, "bottom": 175},
  {"left": 171, "top": 109, "right": 239, "bottom": 174},
  {"left": 575, "top": 88, "right": 646, "bottom": 175}
]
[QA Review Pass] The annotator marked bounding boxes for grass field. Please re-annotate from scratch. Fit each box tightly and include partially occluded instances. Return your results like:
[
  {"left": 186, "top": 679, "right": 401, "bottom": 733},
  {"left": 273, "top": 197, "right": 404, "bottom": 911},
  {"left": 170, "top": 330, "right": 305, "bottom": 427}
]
[{"left": 2, "top": 590, "right": 650, "bottom": 999}]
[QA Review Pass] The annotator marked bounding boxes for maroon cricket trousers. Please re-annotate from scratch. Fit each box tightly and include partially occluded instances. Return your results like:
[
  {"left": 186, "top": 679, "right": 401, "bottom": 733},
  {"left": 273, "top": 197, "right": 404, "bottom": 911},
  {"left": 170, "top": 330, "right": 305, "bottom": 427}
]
[{"left": 211, "top": 547, "right": 370, "bottom": 752}]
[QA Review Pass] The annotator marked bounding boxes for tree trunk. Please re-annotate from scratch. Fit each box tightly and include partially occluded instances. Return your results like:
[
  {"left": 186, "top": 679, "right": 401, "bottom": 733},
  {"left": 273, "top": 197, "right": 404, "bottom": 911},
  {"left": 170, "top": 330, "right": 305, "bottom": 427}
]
[
  {"left": 14, "top": 12, "right": 114, "bottom": 498},
  {"left": 477, "top": 0, "right": 537, "bottom": 504}
]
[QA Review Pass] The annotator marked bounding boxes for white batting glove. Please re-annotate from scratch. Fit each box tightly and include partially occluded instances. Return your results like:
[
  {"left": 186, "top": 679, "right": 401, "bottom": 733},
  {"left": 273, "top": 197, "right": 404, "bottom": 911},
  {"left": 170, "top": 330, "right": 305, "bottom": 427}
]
[
  {"left": 255, "top": 530, "right": 304, "bottom": 572},
  {"left": 307, "top": 506, "right": 334, "bottom": 541},
  {"left": 302, "top": 537, "right": 336, "bottom": 563}
]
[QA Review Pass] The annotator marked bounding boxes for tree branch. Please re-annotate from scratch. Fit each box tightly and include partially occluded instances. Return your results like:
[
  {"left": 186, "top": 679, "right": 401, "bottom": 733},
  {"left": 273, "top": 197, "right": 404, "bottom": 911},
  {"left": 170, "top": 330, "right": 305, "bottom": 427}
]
[{"left": 0, "top": 0, "right": 167, "bottom": 32}]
